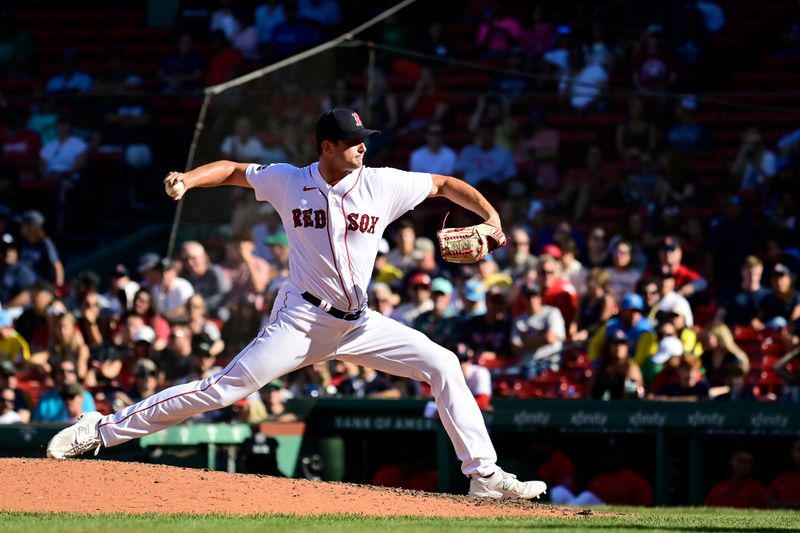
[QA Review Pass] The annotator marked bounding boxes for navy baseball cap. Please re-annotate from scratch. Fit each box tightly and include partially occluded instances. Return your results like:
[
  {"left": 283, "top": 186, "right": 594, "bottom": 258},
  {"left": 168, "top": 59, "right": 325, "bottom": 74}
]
[{"left": 316, "top": 108, "right": 380, "bottom": 145}]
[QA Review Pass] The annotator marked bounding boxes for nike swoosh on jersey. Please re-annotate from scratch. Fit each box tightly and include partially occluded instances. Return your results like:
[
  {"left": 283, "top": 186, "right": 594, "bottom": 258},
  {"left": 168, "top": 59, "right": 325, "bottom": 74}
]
[{"left": 303, "top": 186, "right": 318, "bottom": 191}]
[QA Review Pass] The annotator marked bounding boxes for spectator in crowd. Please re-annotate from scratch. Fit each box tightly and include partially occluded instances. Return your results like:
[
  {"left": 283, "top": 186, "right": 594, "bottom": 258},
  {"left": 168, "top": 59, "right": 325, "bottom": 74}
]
[
  {"left": 760, "top": 263, "right": 800, "bottom": 326},
  {"left": 0, "top": 362, "right": 30, "bottom": 423},
  {"left": 267, "top": 2, "right": 323, "bottom": 58},
  {"left": 103, "top": 263, "right": 140, "bottom": 319},
  {"left": 633, "top": 24, "right": 677, "bottom": 93},
  {"left": 476, "top": 1, "right": 523, "bottom": 57},
  {"left": 206, "top": 29, "right": 245, "bottom": 87},
  {"left": 368, "top": 282, "right": 397, "bottom": 317},
  {"left": 665, "top": 96, "right": 709, "bottom": 156},
  {"left": 145, "top": 258, "right": 194, "bottom": 320},
  {"left": 588, "top": 329, "right": 644, "bottom": 400},
  {"left": 530, "top": 432, "right": 576, "bottom": 498},
  {"left": 463, "top": 285, "right": 513, "bottom": 364},
  {"left": 558, "top": 47, "right": 608, "bottom": 111},
  {"left": 706, "top": 449, "right": 769, "bottom": 509},
  {"left": 655, "top": 268, "right": 694, "bottom": 329},
  {"left": 181, "top": 240, "right": 229, "bottom": 317},
  {"left": 44, "top": 51, "right": 92, "bottom": 94},
  {"left": 32, "top": 360, "right": 95, "bottom": 422},
  {"left": 768, "top": 439, "right": 800, "bottom": 508},
  {"left": 477, "top": 254, "right": 512, "bottom": 290},
  {"left": 452, "top": 341, "right": 491, "bottom": 410},
  {"left": 413, "top": 277, "right": 458, "bottom": 346},
  {"left": 539, "top": 254, "right": 578, "bottom": 328},
  {"left": 39, "top": 115, "right": 88, "bottom": 187},
  {"left": 115, "top": 358, "right": 159, "bottom": 407},
  {"left": 716, "top": 255, "right": 770, "bottom": 329},
  {"left": 707, "top": 195, "right": 754, "bottom": 297},
  {"left": 552, "top": 438, "right": 653, "bottom": 506},
  {"left": 626, "top": 154, "right": 667, "bottom": 209},
  {"left": 0, "top": 385, "right": 23, "bottom": 424},
  {"left": 455, "top": 121, "right": 516, "bottom": 187},
  {"left": 589, "top": 293, "right": 655, "bottom": 364},
  {"left": 186, "top": 294, "right": 225, "bottom": 358},
  {"left": 392, "top": 272, "right": 434, "bottom": 326},
  {"left": 616, "top": 97, "right": 657, "bottom": 161},
  {"left": 513, "top": 108, "right": 559, "bottom": 192},
  {"left": 158, "top": 33, "right": 206, "bottom": 93},
  {"left": 230, "top": 10, "right": 259, "bottom": 61},
  {"left": 298, "top": 0, "right": 342, "bottom": 29},
  {"left": 574, "top": 268, "right": 617, "bottom": 342},
  {"left": 520, "top": 5, "right": 555, "bottom": 59},
  {"left": 0, "top": 308, "right": 32, "bottom": 368},
  {"left": 607, "top": 240, "right": 643, "bottom": 303},
  {"left": 409, "top": 122, "right": 456, "bottom": 175},
  {"left": 76, "top": 288, "right": 107, "bottom": 347},
  {"left": 127, "top": 288, "right": 170, "bottom": 351},
  {"left": 47, "top": 311, "right": 90, "bottom": 382},
  {"left": 222, "top": 232, "right": 270, "bottom": 316},
  {"left": 209, "top": 0, "right": 238, "bottom": 39},
  {"left": 264, "top": 231, "right": 290, "bottom": 281},
  {"left": 220, "top": 116, "right": 287, "bottom": 164},
  {"left": 700, "top": 323, "right": 750, "bottom": 388},
  {"left": 657, "top": 235, "right": 707, "bottom": 298},
  {"left": 732, "top": 127, "right": 777, "bottom": 193},
  {"left": 19, "top": 214, "right": 64, "bottom": 289},
  {"left": 59, "top": 381, "right": 88, "bottom": 422},
  {"left": 15, "top": 282, "right": 55, "bottom": 354},
  {"left": 511, "top": 284, "right": 565, "bottom": 376},
  {"left": 714, "top": 364, "right": 756, "bottom": 402},
  {"left": 643, "top": 334, "right": 685, "bottom": 390},
  {"left": 458, "top": 279, "right": 487, "bottom": 319},
  {"left": 0, "top": 110, "right": 41, "bottom": 176},
  {"left": 501, "top": 226, "right": 538, "bottom": 279},
  {"left": 386, "top": 220, "right": 417, "bottom": 274},
  {"left": 468, "top": 94, "right": 514, "bottom": 149},
  {"left": 0, "top": 233, "right": 36, "bottom": 309},
  {"left": 559, "top": 239, "right": 587, "bottom": 297},
  {"left": 255, "top": 0, "right": 286, "bottom": 45},
  {"left": 657, "top": 354, "right": 710, "bottom": 400},
  {"left": 583, "top": 225, "right": 611, "bottom": 270},
  {"left": 159, "top": 320, "right": 195, "bottom": 387}
]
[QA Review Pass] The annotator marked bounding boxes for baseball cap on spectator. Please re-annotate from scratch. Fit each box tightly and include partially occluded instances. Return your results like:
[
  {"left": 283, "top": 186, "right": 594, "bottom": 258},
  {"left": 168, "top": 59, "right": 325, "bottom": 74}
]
[
  {"left": 264, "top": 231, "right": 288, "bottom": 246},
  {"left": 430, "top": 277, "right": 453, "bottom": 295},
  {"left": 75, "top": 270, "right": 101, "bottom": 289},
  {"left": 316, "top": 108, "right": 380, "bottom": 145},
  {"left": 661, "top": 235, "right": 681, "bottom": 252},
  {"left": 133, "top": 358, "right": 157, "bottom": 378},
  {"left": 608, "top": 329, "right": 629, "bottom": 344},
  {"left": 766, "top": 316, "right": 788, "bottom": 330},
  {"left": 17, "top": 210, "right": 44, "bottom": 227},
  {"left": 463, "top": 279, "right": 485, "bottom": 302},
  {"left": 652, "top": 336, "right": 684, "bottom": 364},
  {"left": 541, "top": 244, "right": 562, "bottom": 259},
  {"left": 133, "top": 325, "right": 156, "bottom": 344},
  {"left": 522, "top": 283, "right": 542, "bottom": 297},
  {"left": 0, "top": 309, "right": 12, "bottom": 328},
  {"left": 266, "top": 378, "right": 284, "bottom": 390},
  {"left": 137, "top": 252, "right": 161, "bottom": 273},
  {"left": 411, "top": 237, "right": 435, "bottom": 261},
  {"left": 620, "top": 293, "right": 645, "bottom": 311},
  {"left": 110, "top": 263, "right": 129, "bottom": 278},
  {"left": 377, "top": 238, "right": 390, "bottom": 256},
  {"left": 0, "top": 361, "right": 15, "bottom": 376},
  {"left": 772, "top": 263, "right": 792, "bottom": 277},
  {"left": 409, "top": 272, "right": 432, "bottom": 287},
  {"left": 0, "top": 233, "right": 15, "bottom": 249},
  {"left": 479, "top": 253, "right": 495, "bottom": 262}
]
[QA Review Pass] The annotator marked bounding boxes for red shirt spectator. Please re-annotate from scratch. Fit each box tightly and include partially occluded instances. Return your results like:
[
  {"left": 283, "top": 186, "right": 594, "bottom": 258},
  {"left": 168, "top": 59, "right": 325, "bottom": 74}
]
[
  {"left": 587, "top": 468, "right": 653, "bottom": 506},
  {"left": 0, "top": 115, "right": 40, "bottom": 166},
  {"left": 633, "top": 26, "right": 677, "bottom": 91},
  {"left": 768, "top": 440, "right": 800, "bottom": 508},
  {"left": 540, "top": 255, "right": 578, "bottom": 326}
]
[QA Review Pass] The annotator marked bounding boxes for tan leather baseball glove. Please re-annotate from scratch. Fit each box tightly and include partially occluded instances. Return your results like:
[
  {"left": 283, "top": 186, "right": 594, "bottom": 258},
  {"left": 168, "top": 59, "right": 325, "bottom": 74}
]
[{"left": 437, "top": 220, "right": 508, "bottom": 264}]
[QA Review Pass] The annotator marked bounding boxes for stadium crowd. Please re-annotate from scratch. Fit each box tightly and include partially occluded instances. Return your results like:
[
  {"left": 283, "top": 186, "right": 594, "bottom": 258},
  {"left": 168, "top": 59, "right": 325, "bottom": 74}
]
[{"left": 0, "top": 0, "right": 796, "bottom": 507}]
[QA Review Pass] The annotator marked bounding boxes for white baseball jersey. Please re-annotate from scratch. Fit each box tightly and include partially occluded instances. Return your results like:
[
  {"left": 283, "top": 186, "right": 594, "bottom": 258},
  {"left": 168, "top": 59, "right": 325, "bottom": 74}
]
[{"left": 245, "top": 161, "right": 432, "bottom": 311}]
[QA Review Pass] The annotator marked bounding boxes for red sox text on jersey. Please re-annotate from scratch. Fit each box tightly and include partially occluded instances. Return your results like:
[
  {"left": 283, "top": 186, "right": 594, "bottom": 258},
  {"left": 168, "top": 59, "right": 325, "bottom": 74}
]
[{"left": 291, "top": 208, "right": 379, "bottom": 233}]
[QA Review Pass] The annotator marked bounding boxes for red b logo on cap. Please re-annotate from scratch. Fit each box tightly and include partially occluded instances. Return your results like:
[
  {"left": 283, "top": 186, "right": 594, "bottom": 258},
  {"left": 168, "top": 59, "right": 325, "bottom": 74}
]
[{"left": 352, "top": 112, "right": 363, "bottom": 127}]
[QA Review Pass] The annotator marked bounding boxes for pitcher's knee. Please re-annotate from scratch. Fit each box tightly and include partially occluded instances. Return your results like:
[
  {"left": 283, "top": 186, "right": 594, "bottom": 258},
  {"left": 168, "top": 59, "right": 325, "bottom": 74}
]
[
  {"left": 209, "top": 380, "right": 255, "bottom": 408},
  {"left": 426, "top": 348, "right": 464, "bottom": 383}
]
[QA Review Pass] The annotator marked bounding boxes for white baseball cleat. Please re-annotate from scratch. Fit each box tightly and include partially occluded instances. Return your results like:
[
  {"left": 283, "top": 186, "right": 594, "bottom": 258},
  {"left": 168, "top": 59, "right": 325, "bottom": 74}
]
[
  {"left": 469, "top": 469, "right": 548, "bottom": 499},
  {"left": 46, "top": 411, "right": 104, "bottom": 460}
]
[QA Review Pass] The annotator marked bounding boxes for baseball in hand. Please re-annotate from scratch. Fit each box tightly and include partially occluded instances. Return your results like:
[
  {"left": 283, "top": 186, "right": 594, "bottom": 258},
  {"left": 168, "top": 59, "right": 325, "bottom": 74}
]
[{"left": 165, "top": 179, "right": 186, "bottom": 199}]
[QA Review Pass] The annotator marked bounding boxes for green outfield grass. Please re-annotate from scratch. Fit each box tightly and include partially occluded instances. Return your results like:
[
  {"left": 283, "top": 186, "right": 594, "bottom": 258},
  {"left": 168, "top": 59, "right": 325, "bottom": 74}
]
[{"left": 0, "top": 507, "right": 797, "bottom": 533}]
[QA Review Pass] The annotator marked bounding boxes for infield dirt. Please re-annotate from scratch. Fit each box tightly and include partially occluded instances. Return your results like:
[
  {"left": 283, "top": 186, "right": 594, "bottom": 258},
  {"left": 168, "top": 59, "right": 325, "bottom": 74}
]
[{"left": 0, "top": 458, "right": 585, "bottom": 518}]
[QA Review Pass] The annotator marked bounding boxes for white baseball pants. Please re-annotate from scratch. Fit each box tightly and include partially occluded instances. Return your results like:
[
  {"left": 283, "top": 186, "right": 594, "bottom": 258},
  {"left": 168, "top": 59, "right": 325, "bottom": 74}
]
[{"left": 99, "top": 283, "right": 499, "bottom": 476}]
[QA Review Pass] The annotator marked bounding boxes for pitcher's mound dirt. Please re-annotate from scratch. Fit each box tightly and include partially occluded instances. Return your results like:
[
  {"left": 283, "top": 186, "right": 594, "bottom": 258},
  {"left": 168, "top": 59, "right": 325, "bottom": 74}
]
[{"left": 0, "top": 458, "right": 582, "bottom": 518}]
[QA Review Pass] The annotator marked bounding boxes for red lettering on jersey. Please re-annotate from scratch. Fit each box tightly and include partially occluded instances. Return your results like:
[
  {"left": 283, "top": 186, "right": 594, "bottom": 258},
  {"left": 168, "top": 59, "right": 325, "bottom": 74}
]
[
  {"left": 368, "top": 216, "right": 379, "bottom": 234},
  {"left": 302, "top": 209, "right": 313, "bottom": 227},
  {"left": 292, "top": 209, "right": 302, "bottom": 227},
  {"left": 314, "top": 210, "right": 327, "bottom": 228},
  {"left": 347, "top": 213, "right": 359, "bottom": 231},
  {"left": 359, "top": 214, "right": 370, "bottom": 233},
  {"left": 352, "top": 112, "right": 363, "bottom": 127}
]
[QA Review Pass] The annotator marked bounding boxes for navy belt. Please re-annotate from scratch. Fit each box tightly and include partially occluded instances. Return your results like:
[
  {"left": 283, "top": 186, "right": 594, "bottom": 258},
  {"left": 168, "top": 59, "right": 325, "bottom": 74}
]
[{"left": 301, "top": 291, "right": 364, "bottom": 321}]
